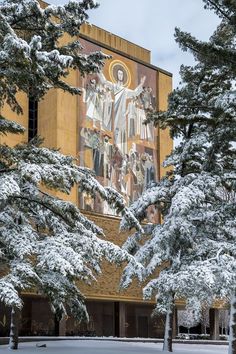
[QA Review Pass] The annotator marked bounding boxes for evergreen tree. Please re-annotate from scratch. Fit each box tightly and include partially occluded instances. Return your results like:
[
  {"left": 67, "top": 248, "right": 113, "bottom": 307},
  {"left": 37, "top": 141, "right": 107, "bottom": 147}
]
[
  {"left": 178, "top": 309, "right": 199, "bottom": 335},
  {"left": 120, "top": 1, "right": 236, "bottom": 353},
  {"left": 0, "top": 0, "right": 142, "bottom": 349}
]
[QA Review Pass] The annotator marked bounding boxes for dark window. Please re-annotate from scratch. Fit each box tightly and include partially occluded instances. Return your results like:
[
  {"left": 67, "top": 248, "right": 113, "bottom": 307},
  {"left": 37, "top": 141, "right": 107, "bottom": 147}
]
[{"left": 28, "top": 98, "right": 38, "bottom": 141}]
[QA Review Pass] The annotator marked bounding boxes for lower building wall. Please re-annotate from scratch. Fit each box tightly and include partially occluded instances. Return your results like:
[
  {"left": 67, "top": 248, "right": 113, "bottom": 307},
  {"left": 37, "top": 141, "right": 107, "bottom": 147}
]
[
  {"left": 0, "top": 296, "right": 56, "bottom": 337},
  {"left": 79, "top": 211, "right": 157, "bottom": 302},
  {"left": 0, "top": 297, "right": 228, "bottom": 340},
  {"left": 0, "top": 296, "right": 165, "bottom": 338},
  {"left": 66, "top": 300, "right": 165, "bottom": 338}
]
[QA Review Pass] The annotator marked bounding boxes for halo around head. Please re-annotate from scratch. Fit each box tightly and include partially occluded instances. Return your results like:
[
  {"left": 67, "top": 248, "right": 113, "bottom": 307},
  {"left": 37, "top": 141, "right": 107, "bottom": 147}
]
[{"left": 109, "top": 60, "right": 131, "bottom": 87}]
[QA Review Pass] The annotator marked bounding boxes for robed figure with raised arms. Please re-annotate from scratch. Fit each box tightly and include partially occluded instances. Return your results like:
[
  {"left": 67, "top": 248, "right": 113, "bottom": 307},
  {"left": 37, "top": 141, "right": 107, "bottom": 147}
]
[{"left": 98, "top": 68, "right": 146, "bottom": 153}]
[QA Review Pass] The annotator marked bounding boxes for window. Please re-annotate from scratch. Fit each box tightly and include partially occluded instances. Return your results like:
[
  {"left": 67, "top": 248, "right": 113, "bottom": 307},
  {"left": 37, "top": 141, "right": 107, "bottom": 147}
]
[{"left": 28, "top": 98, "right": 38, "bottom": 141}]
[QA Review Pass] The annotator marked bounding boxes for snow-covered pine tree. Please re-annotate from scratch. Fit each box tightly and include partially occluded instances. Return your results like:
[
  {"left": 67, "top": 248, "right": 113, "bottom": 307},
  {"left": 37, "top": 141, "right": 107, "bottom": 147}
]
[
  {"left": 0, "top": 0, "right": 108, "bottom": 114},
  {"left": 174, "top": 2, "right": 236, "bottom": 353},
  {"left": 0, "top": 0, "right": 143, "bottom": 350},
  {"left": 178, "top": 309, "right": 199, "bottom": 335},
  {"left": 175, "top": 0, "right": 236, "bottom": 77},
  {"left": 1, "top": 139, "right": 142, "bottom": 349},
  {"left": 120, "top": 1, "right": 236, "bottom": 353}
]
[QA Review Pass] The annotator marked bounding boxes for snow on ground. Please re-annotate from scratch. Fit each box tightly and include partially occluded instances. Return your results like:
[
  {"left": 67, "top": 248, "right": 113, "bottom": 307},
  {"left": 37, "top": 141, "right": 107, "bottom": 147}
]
[{"left": 1, "top": 340, "right": 228, "bottom": 354}]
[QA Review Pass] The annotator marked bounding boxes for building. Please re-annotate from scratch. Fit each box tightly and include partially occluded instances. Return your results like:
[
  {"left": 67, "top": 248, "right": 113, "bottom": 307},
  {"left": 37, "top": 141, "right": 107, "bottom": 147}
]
[
  {"left": 0, "top": 20, "right": 173, "bottom": 338},
  {"left": 0, "top": 7, "right": 226, "bottom": 340},
  {"left": 5, "top": 3, "right": 225, "bottom": 339}
]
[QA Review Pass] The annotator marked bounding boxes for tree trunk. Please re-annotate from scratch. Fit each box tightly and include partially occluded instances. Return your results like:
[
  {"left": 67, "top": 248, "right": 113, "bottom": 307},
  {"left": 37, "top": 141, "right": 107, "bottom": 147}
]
[
  {"left": 163, "top": 300, "right": 174, "bottom": 352},
  {"left": 9, "top": 307, "right": 20, "bottom": 350},
  {"left": 228, "top": 290, "right": 236, "bottom": 354}
]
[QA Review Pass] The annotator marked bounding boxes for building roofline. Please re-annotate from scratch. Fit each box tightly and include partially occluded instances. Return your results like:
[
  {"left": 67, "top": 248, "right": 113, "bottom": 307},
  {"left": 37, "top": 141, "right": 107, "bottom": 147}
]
[
  {"left": 80, "top": 33, "right": 173, "bottom": 78},
  {"left": 40, "top": 1, "right": 172, "bottom": 77},
  {"left": 87, "top": 23, "right": 151, "bottom": 55}
]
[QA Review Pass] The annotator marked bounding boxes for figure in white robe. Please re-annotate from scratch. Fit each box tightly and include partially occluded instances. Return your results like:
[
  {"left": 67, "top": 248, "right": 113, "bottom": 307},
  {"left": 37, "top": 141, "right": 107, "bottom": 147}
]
[
  {"left": 126, "top": 98, "right": 137, "bottom": 137},
  {"left": 98, "top": 70, "right": 146, "bottom": 153},
  {"left": 144, "top": 154, "right": 156, "bottom": 188},
  {"left": 102, "top": 86, "right": 113, "bottom": 131},
  {"left": 139, "top": 106, "right": 148, "bottom": 140},
  {"left": 82, "top": 79, "right": 102, "bottom": 127},
  {"left": 137, "top": 104, "right": 154, "bottom": 141}
]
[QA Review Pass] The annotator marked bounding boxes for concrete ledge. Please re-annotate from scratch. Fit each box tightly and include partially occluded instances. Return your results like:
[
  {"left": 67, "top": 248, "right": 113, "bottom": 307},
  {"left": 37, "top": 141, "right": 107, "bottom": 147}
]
[{"left": 0, "top": 336, "right": 229, "bottom": 346}]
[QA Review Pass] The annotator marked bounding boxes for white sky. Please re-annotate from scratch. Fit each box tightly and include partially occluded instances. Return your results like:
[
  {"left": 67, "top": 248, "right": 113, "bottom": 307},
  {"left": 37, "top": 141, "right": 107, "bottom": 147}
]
[{"left": 48, "top": 0, "right": 220, "bottom": 88}]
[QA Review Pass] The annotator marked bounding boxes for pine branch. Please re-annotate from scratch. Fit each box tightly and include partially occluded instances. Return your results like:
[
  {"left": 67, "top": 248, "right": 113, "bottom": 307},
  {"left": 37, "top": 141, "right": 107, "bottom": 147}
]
[
  {"left": 0, "top": 169, "right": 17, "bottom": 173},
  {"left": 11, "top": 194, "right": 75, "bottom": 228},
  {"left": 205, "top": 0, "right": 231, "bottom": 21}
]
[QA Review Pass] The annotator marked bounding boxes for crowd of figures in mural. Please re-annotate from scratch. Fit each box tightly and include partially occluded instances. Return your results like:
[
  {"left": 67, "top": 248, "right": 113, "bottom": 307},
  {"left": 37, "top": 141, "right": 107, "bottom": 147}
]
[{"left": 79, "top": 58, "right": 158, "bottom": 216}]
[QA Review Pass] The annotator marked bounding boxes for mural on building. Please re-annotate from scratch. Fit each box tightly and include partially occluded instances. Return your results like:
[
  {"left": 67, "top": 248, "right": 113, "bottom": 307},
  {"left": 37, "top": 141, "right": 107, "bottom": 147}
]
[{"left": 78, "top": 39, "right": 158, "bottom": 219}]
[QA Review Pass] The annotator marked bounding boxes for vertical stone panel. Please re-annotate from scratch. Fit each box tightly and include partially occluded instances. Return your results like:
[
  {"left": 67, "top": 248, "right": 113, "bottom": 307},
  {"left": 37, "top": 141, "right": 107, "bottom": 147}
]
[
  {"left": 157, "top": 71, "right": 173, "bottom": 179},
  {"left": 209, "top": 308, "right": 220, "bottom": 340}
]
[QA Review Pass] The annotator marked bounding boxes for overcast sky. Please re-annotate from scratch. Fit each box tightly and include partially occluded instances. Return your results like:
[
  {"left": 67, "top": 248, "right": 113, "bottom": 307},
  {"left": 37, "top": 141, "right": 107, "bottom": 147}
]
[{"left": 49, "top": 0, "right": 220, "bottom": 88}]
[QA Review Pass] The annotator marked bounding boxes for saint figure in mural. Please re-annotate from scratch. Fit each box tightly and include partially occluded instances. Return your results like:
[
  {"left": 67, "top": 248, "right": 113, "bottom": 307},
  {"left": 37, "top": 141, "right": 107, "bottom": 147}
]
[
  {"left": 144, "top": 153, "right": 156, "bottom": 188},
  {"left": 141, "top": 86, "right": 155, "bottom": 111},
  {"left": 102, "top": 85, "right": 113, "bottom": 131},
  {"left": 82, "top": 78, "right": 103, "bottom": 128},
  {"left": 127, "top": 97, "right": 137, "bottom": 138},
  {"left": 98, "top": 66, "right": 146, "bottom": 153}
]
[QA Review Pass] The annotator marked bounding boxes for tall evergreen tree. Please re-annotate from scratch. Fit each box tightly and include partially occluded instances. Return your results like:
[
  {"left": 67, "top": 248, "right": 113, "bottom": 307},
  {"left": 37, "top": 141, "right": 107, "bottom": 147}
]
[
  {"left": 120, "top": 1, "right": 236, "bottom": 353},
  {"left": 0, "top": 0, "right": 142, "bottom": 349}
]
